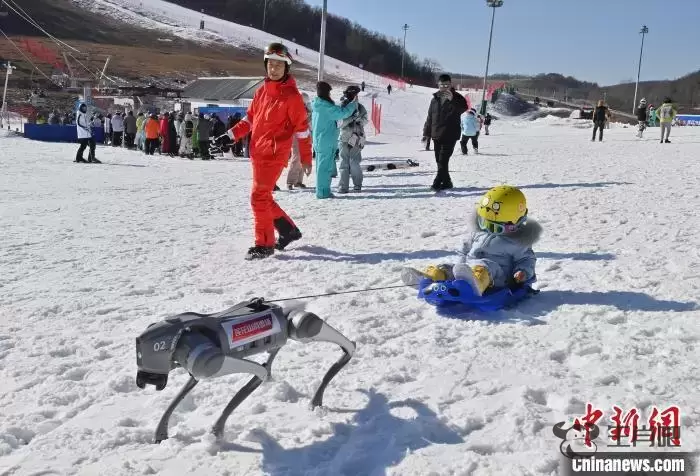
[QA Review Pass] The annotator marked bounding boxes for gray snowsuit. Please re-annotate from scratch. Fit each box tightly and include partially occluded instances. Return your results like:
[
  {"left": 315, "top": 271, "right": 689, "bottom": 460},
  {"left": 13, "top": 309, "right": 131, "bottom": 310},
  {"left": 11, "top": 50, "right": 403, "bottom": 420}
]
[
  {"left": 337, "top": 102, "right": 368, "bottom": 192},
  {"left": 451, "top": 212, "right": 541, "bottom": 288}
]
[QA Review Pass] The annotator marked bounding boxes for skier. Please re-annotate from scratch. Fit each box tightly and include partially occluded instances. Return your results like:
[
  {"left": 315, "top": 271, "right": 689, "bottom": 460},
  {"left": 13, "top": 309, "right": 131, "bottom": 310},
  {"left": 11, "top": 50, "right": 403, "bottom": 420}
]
[
  {"left": 103, "top": 113, "right": 112, "bottom": 145},
  {"left": 75, "top": 102, "right": 99, "bottom": 163},
  {"left": 657, "top": 97, "right": 677, "bottom": 143},
  {"left": 135, "top": 112, "right": 146, "bottom": 151},
  {"left": 387, "top": 84, "right": 392, "bottom": 95},
  {"left": 124, "top": 111, "right": 137, "bottom": 149},
  {"left": 215, "top": 42, "right": 313, "bottom": 260},
  {"left": 197, "top": 113, "right": 211, "bottom": 160},
  {"left": 286, "top": 93, "right": 312, "bottom": 189},
  {"left": 422, "top": 74, "right": 468, "bottom": 191},
  {"left": 484, "top": 113, "right": 493, "bottom": 135},
  {"left": 111, "top": 112, "right": 125, "bottom": 147},
  {"left": 460, "top": 108, "right": 480, "bottom": 155},
  {"left": 401, "top": 185, "right": 541, "bottom": 297},
  {"left": 311, "top": 81, "right": 358, "bottom": 199},
  {"left": 144, "top": 113, "right": 160, "bottom": 155},
  {"left": 591, "top": 100, "right": 608, "bottom": 142},
  {"left": 636, "top": 98, "right": 648, "bottom": 138},
  {"left": 179, "top": 113, "right": 195, "bottom": 158},
  {"left": 159, "top": 113, "right": 171, "bottom": 155},
  {"left": 337, "top": 85, "right": 368, "bottom": 193}
]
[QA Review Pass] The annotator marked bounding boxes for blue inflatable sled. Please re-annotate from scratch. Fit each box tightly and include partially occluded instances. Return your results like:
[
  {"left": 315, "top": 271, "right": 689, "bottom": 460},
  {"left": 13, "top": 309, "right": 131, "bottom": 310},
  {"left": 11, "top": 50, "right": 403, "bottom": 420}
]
[{"left": 417, "top": 276, "right": 539, "bottom": 313}]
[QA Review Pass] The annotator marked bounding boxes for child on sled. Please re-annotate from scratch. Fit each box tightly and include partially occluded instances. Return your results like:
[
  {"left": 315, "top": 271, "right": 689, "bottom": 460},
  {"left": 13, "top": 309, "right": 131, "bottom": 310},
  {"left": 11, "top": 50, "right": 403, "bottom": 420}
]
[{"left": 402, "top": 185, "right": 541, "bottom": 296}]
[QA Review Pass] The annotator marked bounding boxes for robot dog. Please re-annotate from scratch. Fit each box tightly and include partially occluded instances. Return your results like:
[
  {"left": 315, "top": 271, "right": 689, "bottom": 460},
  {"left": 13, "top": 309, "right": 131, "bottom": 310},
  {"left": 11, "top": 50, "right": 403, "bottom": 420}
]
[{"left": 135, "top": 298, "right": 356, "bottom": 443}]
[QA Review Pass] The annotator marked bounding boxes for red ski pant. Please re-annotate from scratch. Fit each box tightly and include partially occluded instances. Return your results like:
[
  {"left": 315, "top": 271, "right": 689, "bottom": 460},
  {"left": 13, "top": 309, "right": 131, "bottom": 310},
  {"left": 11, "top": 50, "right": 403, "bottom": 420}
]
[{"left": 251, "top": 159, "right": 296, "bottom": 247}]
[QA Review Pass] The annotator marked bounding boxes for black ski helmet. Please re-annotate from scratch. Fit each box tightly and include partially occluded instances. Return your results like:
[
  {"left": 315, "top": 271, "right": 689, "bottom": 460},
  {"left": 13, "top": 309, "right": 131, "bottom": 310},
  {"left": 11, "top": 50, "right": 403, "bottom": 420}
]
[{"left": 264, "top": 42, "right": 293, "bottom": 75}]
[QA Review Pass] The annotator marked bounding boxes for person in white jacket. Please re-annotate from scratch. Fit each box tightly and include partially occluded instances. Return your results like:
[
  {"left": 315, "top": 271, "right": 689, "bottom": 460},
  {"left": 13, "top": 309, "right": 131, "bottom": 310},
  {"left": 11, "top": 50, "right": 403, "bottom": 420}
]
[
  {"left": 75, "top": 103, "right": 99, "bottom": 163},
  {"left": 110, "top": 112, "right": 125, "bottom": 147},
  {"left": 178, "top": 113, "right": 194, "bottom": 158}
]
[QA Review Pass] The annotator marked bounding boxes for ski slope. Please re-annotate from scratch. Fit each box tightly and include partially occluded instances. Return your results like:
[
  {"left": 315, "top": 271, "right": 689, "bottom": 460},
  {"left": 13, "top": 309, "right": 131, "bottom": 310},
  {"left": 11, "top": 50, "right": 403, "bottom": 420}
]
[
  {"left": 70, "top": 0, "right": 402, "bottom": 90},
  {"left": 2, "top": 84, "right": 700, "bottom": 475}
]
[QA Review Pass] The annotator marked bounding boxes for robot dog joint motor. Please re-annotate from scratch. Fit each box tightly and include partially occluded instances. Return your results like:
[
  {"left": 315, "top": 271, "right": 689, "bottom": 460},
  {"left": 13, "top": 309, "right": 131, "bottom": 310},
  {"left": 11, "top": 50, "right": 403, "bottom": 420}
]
[{"left": 135, "top": 298, "right": 356, "bottom": 443}]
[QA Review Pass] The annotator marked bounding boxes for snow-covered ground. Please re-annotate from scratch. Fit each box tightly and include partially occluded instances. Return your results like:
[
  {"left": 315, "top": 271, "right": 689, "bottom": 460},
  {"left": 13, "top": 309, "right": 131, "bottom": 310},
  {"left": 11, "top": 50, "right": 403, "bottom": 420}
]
[{"left": 2, "top": 82, "right": 699, "bottom": 475}]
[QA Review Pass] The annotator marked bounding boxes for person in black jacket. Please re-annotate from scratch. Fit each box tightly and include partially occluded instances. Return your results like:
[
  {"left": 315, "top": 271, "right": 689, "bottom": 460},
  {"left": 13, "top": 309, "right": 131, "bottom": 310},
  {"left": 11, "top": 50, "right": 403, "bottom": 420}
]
[
  {"left": 591, "top": 100, "right": 608, "bottom": 142},
  {"left": 635, "top": 98, "right": 648, "bottom": 138},
  {"left": 422, "top": 74, "right": 468, "bottom": 190}
]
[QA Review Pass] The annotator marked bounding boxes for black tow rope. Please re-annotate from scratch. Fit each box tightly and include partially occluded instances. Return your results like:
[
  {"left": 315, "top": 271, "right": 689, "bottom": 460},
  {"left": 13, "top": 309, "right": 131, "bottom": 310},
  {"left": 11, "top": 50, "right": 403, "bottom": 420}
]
[{"left": 266, "top": 283, "right": 416, "bottom": 303}]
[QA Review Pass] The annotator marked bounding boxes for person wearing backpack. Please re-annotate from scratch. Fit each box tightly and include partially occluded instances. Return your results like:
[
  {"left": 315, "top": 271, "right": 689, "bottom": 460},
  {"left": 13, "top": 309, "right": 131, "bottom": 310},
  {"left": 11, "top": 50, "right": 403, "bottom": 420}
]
[{"left": 179, "top": 113, "right": 195, "bottom": 158}]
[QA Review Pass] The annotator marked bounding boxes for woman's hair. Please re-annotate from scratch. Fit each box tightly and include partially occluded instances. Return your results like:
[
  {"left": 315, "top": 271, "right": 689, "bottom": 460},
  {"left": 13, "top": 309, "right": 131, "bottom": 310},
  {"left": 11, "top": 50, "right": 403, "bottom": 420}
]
[{"left": 316, "top": 81, "right": 334, "bottom": 103}]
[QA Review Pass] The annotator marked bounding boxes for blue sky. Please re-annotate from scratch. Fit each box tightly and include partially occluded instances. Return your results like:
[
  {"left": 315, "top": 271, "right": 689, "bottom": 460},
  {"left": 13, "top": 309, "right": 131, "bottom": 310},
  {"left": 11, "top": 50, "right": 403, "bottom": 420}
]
[{"left": 304, "top": 0, "right": 699, "bottom": 86}]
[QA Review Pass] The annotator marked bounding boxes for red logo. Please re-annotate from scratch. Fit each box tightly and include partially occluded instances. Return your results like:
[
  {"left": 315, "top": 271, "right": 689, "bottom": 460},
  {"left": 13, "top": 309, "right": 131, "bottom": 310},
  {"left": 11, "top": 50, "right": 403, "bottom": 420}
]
[{"left": 231, "top": 315, "right": 274, "bottom": 343}]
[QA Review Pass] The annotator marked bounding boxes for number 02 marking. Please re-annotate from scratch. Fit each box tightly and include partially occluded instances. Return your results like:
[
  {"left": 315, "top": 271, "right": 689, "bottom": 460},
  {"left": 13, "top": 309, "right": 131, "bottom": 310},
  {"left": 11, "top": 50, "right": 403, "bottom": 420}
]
[{"left": 153, "top": 341, "right": 167, "bottom": 352}]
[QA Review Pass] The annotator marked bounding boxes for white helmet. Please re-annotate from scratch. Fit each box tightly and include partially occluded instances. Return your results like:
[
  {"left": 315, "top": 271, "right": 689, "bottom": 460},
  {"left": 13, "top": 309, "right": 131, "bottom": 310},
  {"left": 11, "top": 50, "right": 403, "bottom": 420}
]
[{"left": 639, "top": 98, "right": 647, "bottom": 105}]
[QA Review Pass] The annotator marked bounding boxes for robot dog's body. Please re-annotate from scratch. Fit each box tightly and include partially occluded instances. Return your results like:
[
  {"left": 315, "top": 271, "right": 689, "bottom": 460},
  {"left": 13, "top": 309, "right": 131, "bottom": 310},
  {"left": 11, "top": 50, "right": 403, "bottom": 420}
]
[{"left": 136, "top": 298, "right": 356, "bottom": 443}]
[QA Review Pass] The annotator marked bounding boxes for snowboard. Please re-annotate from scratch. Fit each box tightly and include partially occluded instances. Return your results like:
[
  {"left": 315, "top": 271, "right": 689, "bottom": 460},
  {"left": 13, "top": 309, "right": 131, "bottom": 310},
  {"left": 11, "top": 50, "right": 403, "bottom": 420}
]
[{"left": 364, "top": 159, "right": 419, "bottom": 172}]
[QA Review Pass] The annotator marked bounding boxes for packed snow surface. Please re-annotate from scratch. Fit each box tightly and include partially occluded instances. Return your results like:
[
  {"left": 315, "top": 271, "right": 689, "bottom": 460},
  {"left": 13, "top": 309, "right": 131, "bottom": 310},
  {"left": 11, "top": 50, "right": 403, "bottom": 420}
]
[{"left": 2, "top": 84, "right": 699, "bottom": 475}]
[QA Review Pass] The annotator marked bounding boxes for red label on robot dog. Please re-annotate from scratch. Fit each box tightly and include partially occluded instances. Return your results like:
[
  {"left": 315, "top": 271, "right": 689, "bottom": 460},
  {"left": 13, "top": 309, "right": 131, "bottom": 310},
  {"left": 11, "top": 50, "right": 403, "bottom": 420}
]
[{"left": 231, "top": 315, "right": 274, "bottom": 342}]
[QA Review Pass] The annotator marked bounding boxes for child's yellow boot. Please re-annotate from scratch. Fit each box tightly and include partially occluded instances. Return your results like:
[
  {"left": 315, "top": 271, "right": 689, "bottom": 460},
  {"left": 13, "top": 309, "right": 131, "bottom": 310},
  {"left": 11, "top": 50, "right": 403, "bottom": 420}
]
[
  {"left": 471, "top": 266, "right": 491, "bottom": 295},
  {"left": 454, "top": 264, "right": 492, "bottom": 296},
  {"left": 401, "top": 264, "right": 450, "bottom": 285}
]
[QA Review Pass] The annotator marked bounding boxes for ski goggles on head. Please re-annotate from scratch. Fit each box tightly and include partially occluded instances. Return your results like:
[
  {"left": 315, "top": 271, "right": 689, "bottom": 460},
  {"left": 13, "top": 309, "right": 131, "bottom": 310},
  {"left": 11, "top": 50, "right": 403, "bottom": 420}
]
[
  {"left": 264, "top": 47, "right": 292, "bottom": 65},
  {"left": 477, "top": 215, "right": 526, "bottom": 235}
]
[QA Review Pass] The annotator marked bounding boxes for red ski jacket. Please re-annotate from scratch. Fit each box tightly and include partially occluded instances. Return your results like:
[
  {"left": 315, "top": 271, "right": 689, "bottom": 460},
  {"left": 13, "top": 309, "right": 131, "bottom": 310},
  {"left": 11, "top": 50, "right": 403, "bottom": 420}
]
[{"left": 228, "top": 75, "right": 312, "bottom": 166}]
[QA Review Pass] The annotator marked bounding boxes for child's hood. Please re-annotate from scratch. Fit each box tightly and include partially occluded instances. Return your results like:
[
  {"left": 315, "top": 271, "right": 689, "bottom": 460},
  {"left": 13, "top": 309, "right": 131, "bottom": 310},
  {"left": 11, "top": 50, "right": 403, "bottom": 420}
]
[{"left": 467, "top": 210, "right": 543, "bottom": 247}]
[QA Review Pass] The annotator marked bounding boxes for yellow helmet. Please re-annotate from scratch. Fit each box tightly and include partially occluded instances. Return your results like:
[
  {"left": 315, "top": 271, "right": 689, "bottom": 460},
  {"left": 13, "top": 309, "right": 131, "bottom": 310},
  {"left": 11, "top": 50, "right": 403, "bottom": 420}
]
[{"left": 476, "top": 185, "right": 528, "bottom": 233}]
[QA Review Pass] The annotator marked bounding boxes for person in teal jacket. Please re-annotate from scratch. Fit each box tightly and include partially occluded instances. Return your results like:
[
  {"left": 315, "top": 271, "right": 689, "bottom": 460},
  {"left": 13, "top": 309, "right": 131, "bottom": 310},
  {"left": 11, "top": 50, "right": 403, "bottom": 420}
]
[{"left": 311, "top": 81, "right": 358, "bottom": 199}]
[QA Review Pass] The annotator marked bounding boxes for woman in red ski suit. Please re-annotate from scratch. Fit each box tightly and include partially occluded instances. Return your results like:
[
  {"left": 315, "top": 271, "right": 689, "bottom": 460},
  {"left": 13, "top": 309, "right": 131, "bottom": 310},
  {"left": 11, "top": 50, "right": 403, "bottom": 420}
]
[{"left": 220, "top": 43, "right": 312, "bottom": 260}]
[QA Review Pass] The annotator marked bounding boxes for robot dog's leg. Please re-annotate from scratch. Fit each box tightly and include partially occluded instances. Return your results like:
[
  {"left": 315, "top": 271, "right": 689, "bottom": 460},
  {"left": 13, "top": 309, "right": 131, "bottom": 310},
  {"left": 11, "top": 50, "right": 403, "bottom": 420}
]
[
  {"left": 287, "top": 311, "right": 356, "bottom": 408},
  {"left": 154, "top": 376, "right": 198, "bottom": 443},
  {"left": 210, "top": 349, "right": 280, "bottom": 439}
]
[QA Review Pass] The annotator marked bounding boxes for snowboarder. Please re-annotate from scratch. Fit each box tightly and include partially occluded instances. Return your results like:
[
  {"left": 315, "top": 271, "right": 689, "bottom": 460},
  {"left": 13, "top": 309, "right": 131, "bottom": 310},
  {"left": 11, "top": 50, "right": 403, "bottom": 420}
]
[
  {"left": 657, "top": 97, "right": 677, "bottom": 143},
  {"left": 591, "top": 100, "right": 608, "bottom": 142},
  {"left": 401, "top": 185, "right": 541, "bottom": 296},
  {"left": 312, "top": 81, "right": 358, "bottom": 199},
  {"left": 422, "top": 74, "right": 468, "bottom": 191},
  {"left": 484, "top": 113, "right": 493, "bottom": 135},
  {"left": 636, "top": 98, "right": 648, "bottom": 138},
  {"left": 460, "top": 108, "right": 480, "bottom": 155},
  {"left": 337, "top": 85, "right": 368, "bottom": 193},
  {"left": 215, "top": 42, "right": 313, "bottom": 260},
  {"left": 75, "top": 102, "right": 99, "bottom": 163}
]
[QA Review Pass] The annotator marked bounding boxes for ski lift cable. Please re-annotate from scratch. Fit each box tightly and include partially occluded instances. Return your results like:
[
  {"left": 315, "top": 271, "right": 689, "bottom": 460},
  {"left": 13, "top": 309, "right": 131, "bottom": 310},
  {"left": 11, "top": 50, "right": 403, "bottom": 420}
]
[
  {"left": 3, "top": 0, "right": 81, "bottom": 54},
  {"left": 0, "top": 26, "right": 54, "bottom": 82},
  {"left": 67, "top": 53, "right": 118, "bottom": 85}
]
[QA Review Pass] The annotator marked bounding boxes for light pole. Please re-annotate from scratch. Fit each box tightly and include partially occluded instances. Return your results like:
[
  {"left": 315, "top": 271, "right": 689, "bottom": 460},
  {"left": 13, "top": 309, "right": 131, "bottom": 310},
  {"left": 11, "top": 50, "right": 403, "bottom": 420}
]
[
  {"left": 262, "top": 0, "right": 268, "bottom": 30},
  {"left": 401, "top": 23, "right": 409, "bottom": 80},
  {"left": 318, "top": 0, "right": 328, "bottom": 81},
  {"left": 480, "top": 0, "right": 503, "bottom": 115},
  {"left": 1, "top": 61, "right": 16, "bottom": 129},
  {"left": 632, "top": 25, "right": 649, "bottom": 114}
]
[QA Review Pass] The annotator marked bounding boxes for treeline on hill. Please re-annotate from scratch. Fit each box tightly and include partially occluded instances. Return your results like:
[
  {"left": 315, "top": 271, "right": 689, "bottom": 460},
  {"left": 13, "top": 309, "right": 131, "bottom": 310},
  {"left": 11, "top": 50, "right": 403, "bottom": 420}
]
[{"left": 164, "top": 0, "right": 441, "bottom": 84}]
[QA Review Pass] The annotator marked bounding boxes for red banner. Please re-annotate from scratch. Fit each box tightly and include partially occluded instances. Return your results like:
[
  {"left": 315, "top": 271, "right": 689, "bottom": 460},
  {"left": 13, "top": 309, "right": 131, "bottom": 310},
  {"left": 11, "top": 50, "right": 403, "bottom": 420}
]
[
  {"left": 371, "top": 97, "right": 382, "bottom": 134},
  {"left": 19, "top": 38, "right": 65, "bottom": 70}
]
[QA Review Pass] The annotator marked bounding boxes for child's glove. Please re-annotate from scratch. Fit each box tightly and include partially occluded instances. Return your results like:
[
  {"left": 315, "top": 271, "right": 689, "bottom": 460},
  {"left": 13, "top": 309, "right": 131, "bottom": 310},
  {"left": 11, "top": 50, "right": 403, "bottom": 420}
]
[{"left": 513, "top": 270, "right": 526, "bottom": 283}]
